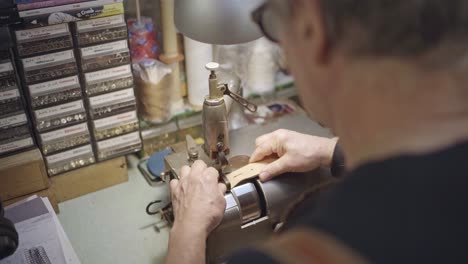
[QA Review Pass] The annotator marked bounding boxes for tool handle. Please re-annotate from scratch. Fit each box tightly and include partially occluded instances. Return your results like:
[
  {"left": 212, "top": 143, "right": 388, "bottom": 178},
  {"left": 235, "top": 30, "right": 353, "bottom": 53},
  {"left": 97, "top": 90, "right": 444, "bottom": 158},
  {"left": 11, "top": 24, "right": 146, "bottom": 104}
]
[
  {"left": 222, "top": 85, "right": 258, "bottom": 112},
  {"left": 146, "top": 200, "right": 162, "bottom": 215}
]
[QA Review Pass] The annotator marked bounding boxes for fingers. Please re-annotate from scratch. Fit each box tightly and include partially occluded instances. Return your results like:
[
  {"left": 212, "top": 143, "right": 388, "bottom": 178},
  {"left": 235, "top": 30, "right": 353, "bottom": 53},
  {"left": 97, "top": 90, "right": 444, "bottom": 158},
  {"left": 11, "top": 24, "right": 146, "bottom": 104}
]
[
  {"left": 204, "top": 167, "right": 219, "bottom": 182},
  {"left": 170, "top": 179, "right": 179, "bottom": 191},
  {"left": 177, "top": 160, "right": 224, "bottom": 195},
  {"left": 259, "top": 157, "right": 290, "bottom": 181},
  {"left": 255, "top": 129, "right": 290, "bottom": 147},
  {"left": 180, "top": 160, "right": 207, "bottom": 185},
  {"left": 251, "top": 130, "right": 291, "bottom": 163},
  {"left": 218, "top": 183, "right": 227, "bottom": 195},
  {"left": 250, "top": 140, "right": 276, "bottom": 163},
  {"left": 190, "top": 160, "right": 207, "bottom": 176},
  {"left": 180, "top": 165, "right": 190, "bottom": 179},
  {"left": 255, "top": 132, "right": 273, "bottom": 147},
  {"left": 251, "top": 133, "right": 275, "bottom": 163},
  {"left": 170, "top": 179, "right": 179, "bottom": 200},
  {"left": 181, "top": 161, "right": 220, "bottom": 188}
]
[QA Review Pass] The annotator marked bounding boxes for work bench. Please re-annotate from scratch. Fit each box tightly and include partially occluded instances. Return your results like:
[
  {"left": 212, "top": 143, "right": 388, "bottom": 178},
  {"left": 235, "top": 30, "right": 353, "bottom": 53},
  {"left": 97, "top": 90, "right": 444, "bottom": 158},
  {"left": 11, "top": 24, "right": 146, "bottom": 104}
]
[{"left": 58, "top": 113, "right": 332, "bottom": 264}]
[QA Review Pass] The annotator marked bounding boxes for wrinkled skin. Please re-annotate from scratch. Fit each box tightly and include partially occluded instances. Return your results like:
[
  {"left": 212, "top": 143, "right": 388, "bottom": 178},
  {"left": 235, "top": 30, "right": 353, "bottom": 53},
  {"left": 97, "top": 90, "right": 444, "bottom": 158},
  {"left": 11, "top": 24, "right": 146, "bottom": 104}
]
[
  {"left": 250, "top": 129, "right": 338, "bottom": 181},
  {"left": 170, "top": 160, "right": 227, "bottom": 236}
]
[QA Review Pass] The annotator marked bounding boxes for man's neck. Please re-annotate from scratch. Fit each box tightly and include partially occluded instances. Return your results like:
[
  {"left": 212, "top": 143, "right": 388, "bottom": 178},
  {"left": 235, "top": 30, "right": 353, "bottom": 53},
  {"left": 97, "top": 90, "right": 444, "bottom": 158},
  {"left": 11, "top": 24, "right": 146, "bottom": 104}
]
[{"left": 331, "top": 59, "right": 468, "bottom": 170}]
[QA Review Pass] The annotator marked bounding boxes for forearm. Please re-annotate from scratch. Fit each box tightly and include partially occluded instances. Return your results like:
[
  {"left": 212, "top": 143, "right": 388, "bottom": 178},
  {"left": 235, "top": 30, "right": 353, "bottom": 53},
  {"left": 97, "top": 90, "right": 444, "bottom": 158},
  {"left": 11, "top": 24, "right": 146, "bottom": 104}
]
[{"left": 165, "top": 224, "right": 207, "bottom": 264}]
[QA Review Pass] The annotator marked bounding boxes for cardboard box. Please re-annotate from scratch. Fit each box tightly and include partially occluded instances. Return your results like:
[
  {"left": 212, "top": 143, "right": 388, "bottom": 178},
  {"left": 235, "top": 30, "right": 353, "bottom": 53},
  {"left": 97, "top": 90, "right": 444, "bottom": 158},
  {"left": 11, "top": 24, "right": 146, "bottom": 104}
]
[
  {"left": 51, "top": 156, "right": 128, "bottom": 202},
  {"left": 0, "top": 148, "right": 50, "bottom": 201}
]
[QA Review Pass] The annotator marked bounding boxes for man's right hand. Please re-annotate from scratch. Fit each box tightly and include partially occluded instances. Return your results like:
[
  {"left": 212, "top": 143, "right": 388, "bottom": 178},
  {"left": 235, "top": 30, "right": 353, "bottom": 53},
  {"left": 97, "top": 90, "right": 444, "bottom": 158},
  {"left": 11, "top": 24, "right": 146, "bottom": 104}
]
[{"left": 250, "top": 129, "right": 338, "bottom": 181}]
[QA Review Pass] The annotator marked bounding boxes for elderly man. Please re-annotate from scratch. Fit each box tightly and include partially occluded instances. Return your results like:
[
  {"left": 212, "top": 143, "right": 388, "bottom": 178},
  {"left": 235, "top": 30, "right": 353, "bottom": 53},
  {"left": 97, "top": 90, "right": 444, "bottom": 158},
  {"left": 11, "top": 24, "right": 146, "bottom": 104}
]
[{"left": 166, "top": 0, "right": 468, "bottom": 263}]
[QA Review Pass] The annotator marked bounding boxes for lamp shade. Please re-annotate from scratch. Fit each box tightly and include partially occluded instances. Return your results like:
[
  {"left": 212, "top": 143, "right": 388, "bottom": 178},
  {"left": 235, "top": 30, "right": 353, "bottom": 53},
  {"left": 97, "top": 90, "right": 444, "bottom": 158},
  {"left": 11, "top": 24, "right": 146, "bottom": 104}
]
[{"left": 174, "top": 0, "right": 264, "bottom": 45}]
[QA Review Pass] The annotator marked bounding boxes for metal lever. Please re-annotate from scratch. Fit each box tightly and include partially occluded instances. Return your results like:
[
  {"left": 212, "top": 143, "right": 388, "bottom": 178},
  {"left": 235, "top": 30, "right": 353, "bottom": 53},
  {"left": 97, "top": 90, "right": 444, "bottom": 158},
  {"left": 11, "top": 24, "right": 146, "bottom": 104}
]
[{"left": 220, "top": 84, "right": 258, "bottom": 112}]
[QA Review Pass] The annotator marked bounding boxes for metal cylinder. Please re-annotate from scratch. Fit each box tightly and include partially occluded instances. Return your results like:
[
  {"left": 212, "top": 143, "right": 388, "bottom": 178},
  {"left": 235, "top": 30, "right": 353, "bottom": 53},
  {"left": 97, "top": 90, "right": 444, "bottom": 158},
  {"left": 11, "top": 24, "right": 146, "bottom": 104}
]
[
  {"left": 231, "top": 182, "right": 262, "bottom": 224},
  {"left": 202, "top": 98, "right": 229, "bottom": 159},
  {"left": 218, "top": 193, "right": 242, "bottom": 229},
  {"left": 255, "top": 170, "right": 330, "bottom": 223}
]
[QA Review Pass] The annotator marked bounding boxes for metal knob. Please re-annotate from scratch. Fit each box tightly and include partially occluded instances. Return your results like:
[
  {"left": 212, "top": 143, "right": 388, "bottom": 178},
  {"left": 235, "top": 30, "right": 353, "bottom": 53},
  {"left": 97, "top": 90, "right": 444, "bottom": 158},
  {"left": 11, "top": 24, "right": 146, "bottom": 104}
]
[{"left": 205, "top": 62, "right": 220, "bottom": 71}]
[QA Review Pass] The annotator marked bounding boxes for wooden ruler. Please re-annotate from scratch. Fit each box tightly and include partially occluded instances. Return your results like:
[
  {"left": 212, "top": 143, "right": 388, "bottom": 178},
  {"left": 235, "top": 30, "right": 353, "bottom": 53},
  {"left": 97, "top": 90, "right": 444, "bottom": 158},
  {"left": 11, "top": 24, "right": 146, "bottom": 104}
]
[{"left": 225, "top": 157, "right": 277, "bottom": 188}]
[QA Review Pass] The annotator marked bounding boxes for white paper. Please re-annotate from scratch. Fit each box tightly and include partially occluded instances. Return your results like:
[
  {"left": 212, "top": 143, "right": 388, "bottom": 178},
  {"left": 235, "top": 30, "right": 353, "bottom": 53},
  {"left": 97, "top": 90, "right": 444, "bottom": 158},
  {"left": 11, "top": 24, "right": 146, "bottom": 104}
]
[
  {"left": 1, "top": 201, "right": 66, "bottom": 264},
  {"left": 34, "top": 100, "right": 84, "bottom": 120},
  {"left": 77, "top": 14, "right": 125, "bottom": 31},
  {"left": 1, "top": 197, "right": 81, "bottom": 264},
  {"left": 97, "top": 131, "right": 141, "bottom": 150},
  {"left": 85, "top": 64, "right": 131, "bottom": 83},
  {"left": 15, "top": 24, "right": 70, "bottom": 42},
  {"left": 0, "top": 113, "right": 27, "bottom": 129},
  {"left": 81, "top": 40, "right": 128, "bottom": 58},
  {"left": 19, "top": 0, "right": 123, "bottom": 18},
  {"left": 88, "top": 88, "right": 134, "bottom": 107},
  {"left": 42, "top": 198, "right": 81, "bottom": 264},
  {"left": 22, "top": 50, "right": 74, "bottom": 69},
  {"left": 41, "top": 123, "right": 88, "bottom": 143},
  {"left": 0, "top": 137, "right": 34, "bottom": 155},
  {"left": 0, "top": 62, "right": 13, "bottom": 74},
  {"left": 93, "top": 111, "right": 137, "bottom": 130},
  {"left": 46, "top": 145, "right": 93, "bottom": 165},
  {"left": 29, "top": 76, "right": 80, "bottom": 96}
]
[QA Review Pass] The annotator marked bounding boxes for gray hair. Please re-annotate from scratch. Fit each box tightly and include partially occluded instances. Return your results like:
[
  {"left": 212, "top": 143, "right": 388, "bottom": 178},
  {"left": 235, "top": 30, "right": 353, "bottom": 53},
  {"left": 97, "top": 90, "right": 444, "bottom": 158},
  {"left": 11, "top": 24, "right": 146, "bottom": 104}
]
[{"left": 321, "top": 0, "right": 468, "bottom": 59}]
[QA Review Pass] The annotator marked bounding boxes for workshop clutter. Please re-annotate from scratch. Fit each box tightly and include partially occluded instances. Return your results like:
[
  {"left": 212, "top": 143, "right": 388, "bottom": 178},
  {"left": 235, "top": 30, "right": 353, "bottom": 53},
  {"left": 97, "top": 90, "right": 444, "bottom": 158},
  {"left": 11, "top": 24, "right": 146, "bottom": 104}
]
[
  {"left": 130, "top": 0, "right": 187, "bottom": 125},
  {"left": 127, "top": 15, "right": 174, "bottom": 123},
  {"left": 0, "top": 0, "right": 142, "bottom": 176},
  {"left": 0, "top": 0, "right": 291, "bottom": 175},
  {"left": 18, "top": 0, "right": 125, "bottom": 28},
  {"left": 14, "top": 23, "right": 92, "bottom": 173},
  {"left": 184, "top": 36, "right": 213, "bottom": 109},
  {"left": 128, "top": 17, "right": 161, "bottom": 61},
  {"left": 127, "top": 14, "right": 172, "bottom": 124},
  {"left": 133, "top": 59, "right": 173, "bottom": 123},
  {"left": 0, "top": 27, "right": 35, "bottom": 157},
  {"left": 215, "top": 37, "right": 282, "bottom": 97},
  {"left": 16, "top": 0, "right": 91, "bottom": 11},
  {"left": 75, "top": 15, "right": 142, "bottom": 161}
]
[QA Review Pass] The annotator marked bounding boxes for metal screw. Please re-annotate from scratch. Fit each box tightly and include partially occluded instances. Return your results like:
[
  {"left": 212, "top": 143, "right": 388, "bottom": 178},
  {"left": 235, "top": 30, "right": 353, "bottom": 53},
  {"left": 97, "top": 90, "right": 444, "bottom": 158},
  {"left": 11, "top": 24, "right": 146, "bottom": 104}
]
[{"left": 188, "top": 147, "right": 199, "bottom": 160}]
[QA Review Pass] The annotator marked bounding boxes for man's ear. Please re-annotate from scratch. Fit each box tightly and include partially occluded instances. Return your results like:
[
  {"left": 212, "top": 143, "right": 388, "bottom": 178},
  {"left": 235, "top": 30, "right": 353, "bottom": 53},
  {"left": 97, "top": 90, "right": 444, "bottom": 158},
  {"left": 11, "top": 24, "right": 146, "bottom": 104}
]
[{"left": 290, "top": 0, "right": 330, "bottom": 64}]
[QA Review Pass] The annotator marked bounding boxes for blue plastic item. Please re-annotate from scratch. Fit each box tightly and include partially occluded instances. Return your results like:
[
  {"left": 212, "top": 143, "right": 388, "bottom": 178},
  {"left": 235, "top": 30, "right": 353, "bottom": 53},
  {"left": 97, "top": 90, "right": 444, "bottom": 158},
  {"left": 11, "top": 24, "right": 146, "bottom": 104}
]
[{"left": 147, "top": 148, "right": 173, "bottom": 179}]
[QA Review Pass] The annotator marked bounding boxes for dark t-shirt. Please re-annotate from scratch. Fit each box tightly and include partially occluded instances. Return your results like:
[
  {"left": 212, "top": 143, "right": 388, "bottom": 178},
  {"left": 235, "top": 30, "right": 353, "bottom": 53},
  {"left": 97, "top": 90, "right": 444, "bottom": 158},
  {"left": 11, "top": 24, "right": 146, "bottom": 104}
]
[{"left": 228, "top": 141, "right": 468, "bottom": 263}]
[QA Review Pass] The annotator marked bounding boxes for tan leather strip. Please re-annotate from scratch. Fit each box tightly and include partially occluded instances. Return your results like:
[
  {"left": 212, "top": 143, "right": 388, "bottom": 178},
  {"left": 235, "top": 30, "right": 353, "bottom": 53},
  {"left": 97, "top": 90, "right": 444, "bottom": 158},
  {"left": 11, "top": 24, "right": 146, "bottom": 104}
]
[
  {"left": 257, "top": 228, "right": 371, "bottom": 264},
  {"left": 225, "top": 157, "right": 277, "bottom": 188}
]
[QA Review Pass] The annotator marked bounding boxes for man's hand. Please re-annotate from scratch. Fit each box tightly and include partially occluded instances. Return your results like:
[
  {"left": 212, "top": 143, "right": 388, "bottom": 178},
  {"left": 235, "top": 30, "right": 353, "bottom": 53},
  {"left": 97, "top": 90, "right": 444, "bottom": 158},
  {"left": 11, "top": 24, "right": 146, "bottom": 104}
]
[
  {"left": 170, "top": 160, "right": 227, "bottom": 237},
  {"left": 166, "top": 160, "right": 227, "bottom": 264},
  {"left": 250, "top": 129, "right": 338, "bottom": 181}
]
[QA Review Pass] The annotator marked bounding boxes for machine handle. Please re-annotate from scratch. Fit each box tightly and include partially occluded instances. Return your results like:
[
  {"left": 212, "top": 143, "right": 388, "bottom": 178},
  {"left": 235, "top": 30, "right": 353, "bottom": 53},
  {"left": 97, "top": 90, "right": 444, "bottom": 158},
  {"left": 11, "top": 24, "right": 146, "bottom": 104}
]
[
  {"left": 146, "top": 200, "right": 162, "bottom": 215},
  {"left": 221, "top": 84, "right": 258, "bottom": 112}
]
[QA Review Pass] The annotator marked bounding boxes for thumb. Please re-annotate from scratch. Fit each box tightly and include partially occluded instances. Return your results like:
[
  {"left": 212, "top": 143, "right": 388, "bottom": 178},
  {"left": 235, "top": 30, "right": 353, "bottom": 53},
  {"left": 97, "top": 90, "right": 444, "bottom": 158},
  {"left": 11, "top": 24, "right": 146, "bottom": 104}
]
[
  {"left": 218, "top": 182, "right": 227, "bottom": 195},
  {"left": 259, "top": 157, "right": 290, "bottom": 181}
]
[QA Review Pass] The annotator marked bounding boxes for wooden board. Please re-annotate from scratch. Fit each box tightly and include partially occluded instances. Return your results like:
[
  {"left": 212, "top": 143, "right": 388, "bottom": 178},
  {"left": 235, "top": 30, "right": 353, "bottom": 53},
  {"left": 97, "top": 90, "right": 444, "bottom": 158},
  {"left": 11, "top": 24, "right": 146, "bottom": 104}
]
[
  {"left": 51, "top": 157, "right": 128, "bottom": 203},
  {"left": 0, "top": 148, "right": 50, "bottom": 201},
  {"left": 225, "top": 158, "right": 277, "bottom": 188},
  {"left": 4, "top": 188, "right": 59, "bottom": 214}
]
